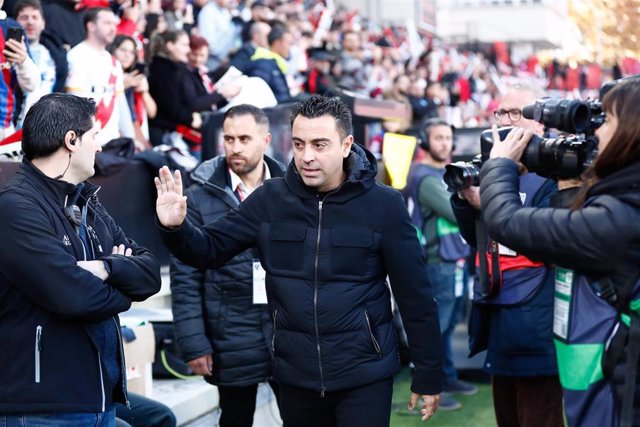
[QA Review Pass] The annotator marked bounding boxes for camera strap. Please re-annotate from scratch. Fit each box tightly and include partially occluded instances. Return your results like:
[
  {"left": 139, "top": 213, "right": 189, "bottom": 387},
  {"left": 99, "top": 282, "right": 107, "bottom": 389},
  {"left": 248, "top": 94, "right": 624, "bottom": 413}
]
[{"left": 475, "top": 220, "right": 502, "bottom": 297}]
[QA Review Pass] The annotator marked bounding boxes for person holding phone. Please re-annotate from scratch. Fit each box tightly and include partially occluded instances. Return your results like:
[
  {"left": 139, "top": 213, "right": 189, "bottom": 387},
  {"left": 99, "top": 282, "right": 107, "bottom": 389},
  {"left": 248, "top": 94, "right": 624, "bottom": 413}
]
[
  {"left": 107, "top": 34, "right": 156, "bottom": 150},
  {"left": 0, "top": 0, "right": 39, "bottom": 138},
  {"left": 14, "top": 0, "right": 69, "bottom": 128}
]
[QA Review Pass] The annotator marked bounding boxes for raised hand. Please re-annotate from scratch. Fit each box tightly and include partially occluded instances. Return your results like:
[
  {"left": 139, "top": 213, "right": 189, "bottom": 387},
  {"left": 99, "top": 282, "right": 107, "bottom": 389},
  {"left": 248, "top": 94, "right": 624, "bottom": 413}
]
[{"left": 154, "top": 166, "right": 187, "bottom": 228}]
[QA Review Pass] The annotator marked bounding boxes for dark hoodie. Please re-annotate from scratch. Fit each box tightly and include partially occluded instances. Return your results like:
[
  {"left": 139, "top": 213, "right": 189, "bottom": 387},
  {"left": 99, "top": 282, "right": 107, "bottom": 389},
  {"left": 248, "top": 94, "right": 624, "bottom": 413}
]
[{"left": 162, "top": 143, "right": 443, "bottom": 395}]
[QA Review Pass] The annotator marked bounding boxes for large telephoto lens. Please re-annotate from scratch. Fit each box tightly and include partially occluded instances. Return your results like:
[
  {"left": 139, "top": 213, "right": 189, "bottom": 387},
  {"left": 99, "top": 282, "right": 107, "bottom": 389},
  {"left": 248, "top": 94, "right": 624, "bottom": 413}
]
[{"left": 444, "top": 161, "right": 481, "bottom": 192}]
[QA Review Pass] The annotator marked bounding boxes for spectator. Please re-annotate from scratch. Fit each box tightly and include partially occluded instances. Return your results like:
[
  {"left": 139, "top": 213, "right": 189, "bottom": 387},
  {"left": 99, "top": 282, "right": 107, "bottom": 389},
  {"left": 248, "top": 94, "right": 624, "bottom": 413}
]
[
  {"left": 171, "top": 105, "right": 284, "bottom": 427},
  {"left": 14, "top": 0, "right": 67, "bottom": 129},
  {"left": 246, "top": 23, "right": 291, "bottom": 103},
  {"left": 240, "top": 0, "right": 270, "bottom": 43},
  {"left": 147, "top": 29, "right": 203, "bottom": 155},
  {"left": 230, "top": 20, "right": 269, "bottom": 73},
  {"left": 41, "top": 0, "right": 84, "bottom": 48},
  {"left": 155, "top": 95, "right": 444, "bottom": 426},
  {"left": 408, "top": 79, "right": 438, "bottom": 123},
  {"left": 0, "top": 93, "right": 161, "bottom": 425},
  {"left": 382, "top": 75, "right": 412, "bottom": 133},
  {"left": 197, "top": 0, "right": 238, "bottom": 70},
  {"left": 185, "top": 34, "right": 240, "bottom": 115},
  {"left": 0, "top": 1, "right": 39, "bottom": 139},
  {"left": 107, "top": 34, "right": 156, "bottom": 149},
  {"left": 66, "top": 7, "right": 137, "bottom": 147},
  {"left": 163, "top": 0, "right": 194, "bottom": 33},
  {"left": 303, "top": 48, "right": 337, "bottom": 96},
  {"left": 336, "top": 30, "right": 366, "bottom": 93}
]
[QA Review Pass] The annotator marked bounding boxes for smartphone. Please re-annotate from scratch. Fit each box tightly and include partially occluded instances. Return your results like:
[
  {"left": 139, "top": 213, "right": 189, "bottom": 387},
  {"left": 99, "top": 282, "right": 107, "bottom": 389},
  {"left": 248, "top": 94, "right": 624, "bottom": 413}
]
[
  {"left": 133, "top": 63, "right": 146, "bottom": 74},
  {"left": 6, "top": 27, "right": 23, "bottom": 44}
]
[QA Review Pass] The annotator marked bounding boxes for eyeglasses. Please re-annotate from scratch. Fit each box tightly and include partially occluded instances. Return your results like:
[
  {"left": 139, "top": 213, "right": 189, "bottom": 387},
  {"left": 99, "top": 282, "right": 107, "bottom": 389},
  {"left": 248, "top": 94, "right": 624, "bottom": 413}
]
[{"left": 494, "top": 108, "right": 522, "bottom": 122}]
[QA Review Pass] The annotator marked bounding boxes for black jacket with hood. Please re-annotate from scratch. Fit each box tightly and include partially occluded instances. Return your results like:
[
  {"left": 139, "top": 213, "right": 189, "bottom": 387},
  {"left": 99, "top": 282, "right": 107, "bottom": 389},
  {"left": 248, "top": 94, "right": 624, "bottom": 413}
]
[
  {"left": 0, "top": 160, "right": 161, "bottom": 413},
  {"left": 480, "top": 157, "right": 640, "bottom": 287},
  {"left": 170, "top": 155, "right": 286, "bottom": 387},
  {"left": 162, "top": 144, "right": 443, "bottom": 395}
]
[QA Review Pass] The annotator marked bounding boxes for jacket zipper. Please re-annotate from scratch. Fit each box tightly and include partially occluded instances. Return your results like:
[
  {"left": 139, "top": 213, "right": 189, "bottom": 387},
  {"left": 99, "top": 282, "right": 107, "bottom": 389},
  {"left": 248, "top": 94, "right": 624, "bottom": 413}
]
[
  {"left": 364, "top": 309, "right": 382, "bottom": 358},
  {"left": 314, "top": 198, "right": 326, "bottom": 397},
  {"left": 114, "top": 317, "right": 130, "bottom": 409},
  {"left": 97, "top": 353, "right": 106, "bottom": 412},
  {"left": 35, "top": 325, "right": 42, "bottom": 383},
  {"left": 271, "top": 309, "right": 278, "bottom": 355}
]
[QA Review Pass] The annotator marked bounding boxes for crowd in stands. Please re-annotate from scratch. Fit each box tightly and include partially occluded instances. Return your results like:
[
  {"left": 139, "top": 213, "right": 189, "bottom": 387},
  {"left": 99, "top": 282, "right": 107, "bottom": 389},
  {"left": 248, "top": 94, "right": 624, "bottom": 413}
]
[{"left": 0, "top": 0, "right": 631, "bottom": 161}]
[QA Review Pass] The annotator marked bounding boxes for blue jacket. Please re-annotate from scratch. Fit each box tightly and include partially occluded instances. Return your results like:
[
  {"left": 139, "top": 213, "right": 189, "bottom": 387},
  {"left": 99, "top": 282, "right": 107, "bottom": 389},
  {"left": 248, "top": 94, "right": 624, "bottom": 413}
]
[
  {"left": 246, "top": 48, "right": 291, "bottom": 103},
  {"left": 451, "top": 173, "right": 559, "bottom": 376},
  {"left": 162, "top": 144, "right": 443, "bottom": 395},
  {"left": 0, "top": 160, "right": 161, "bottom": 413},
  {"left": 170, "top": 155, "right": 285, "bottom": 387}
]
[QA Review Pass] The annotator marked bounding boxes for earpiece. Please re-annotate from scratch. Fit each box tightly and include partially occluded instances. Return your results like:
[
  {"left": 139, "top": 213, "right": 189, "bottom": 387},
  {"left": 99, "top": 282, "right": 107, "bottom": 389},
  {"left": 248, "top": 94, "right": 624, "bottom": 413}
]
[{"left": 69, "top": 137, "right": 77, "bottom": 146}]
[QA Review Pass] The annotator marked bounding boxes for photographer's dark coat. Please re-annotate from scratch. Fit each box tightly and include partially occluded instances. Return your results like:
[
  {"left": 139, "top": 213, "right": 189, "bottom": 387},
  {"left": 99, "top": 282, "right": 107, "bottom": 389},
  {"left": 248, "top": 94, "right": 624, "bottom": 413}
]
[
  {"left": 162, "top": 144, "right": 443, "bottom": 395},
  {"left": 480, "top": 158, "right": 640, "bottom": 427}
]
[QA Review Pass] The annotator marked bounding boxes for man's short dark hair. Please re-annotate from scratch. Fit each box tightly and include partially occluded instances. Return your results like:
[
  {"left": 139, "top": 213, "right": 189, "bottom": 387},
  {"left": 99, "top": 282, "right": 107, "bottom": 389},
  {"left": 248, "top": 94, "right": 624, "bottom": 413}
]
[
  {"left": 290, "top": 95, "right": 352, "bottom": 140},
  {"left": 22, "top": 93, "right": 96, "bottom": 161},
  {"left": 83, "top": 7, "right": 111, "bottom": 31},
  {"left": 267, "top": 23, "right": 288, "bottom": 47},
  {"left": 223, "top": 104, "right": 270, "bottom": 129},
  {"left": 14, "top": 0, "right": 43, "bottom": 19}
]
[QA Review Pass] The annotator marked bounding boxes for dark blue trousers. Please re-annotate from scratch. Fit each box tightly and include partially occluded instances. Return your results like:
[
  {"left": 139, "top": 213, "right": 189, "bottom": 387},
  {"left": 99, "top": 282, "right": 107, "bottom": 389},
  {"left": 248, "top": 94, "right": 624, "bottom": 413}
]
[{"left": 278, "top": 377, "right": 394, "bottom": 427}]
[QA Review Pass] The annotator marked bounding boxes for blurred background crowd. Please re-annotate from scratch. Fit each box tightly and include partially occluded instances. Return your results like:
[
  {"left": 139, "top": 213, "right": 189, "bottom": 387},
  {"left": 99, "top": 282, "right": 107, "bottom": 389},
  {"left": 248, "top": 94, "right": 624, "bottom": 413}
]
[{"left": 0, "top": 0, "right": 638, "bottom": 161}]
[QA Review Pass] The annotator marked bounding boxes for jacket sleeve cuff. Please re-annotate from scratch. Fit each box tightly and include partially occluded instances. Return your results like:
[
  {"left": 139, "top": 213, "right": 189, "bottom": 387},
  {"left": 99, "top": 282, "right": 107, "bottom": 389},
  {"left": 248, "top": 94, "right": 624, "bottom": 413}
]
[{"left": 410, "top": 367, "right": 443, "bottom": 395}]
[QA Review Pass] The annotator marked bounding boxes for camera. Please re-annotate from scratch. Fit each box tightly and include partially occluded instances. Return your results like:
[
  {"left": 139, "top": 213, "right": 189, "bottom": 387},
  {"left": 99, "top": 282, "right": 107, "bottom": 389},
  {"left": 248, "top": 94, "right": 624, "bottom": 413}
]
[
  {"left": 442, "top": 76, "right": 637, "bottom": 192},
  {"left": 443, "top": 127, "right": 598, "bottom": 192}
]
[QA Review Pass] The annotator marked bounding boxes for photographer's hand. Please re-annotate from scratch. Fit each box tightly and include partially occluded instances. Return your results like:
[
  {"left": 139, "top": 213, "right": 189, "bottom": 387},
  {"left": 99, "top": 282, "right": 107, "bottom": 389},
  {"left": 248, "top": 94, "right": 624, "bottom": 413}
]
[
  {"left": 489, "top": 124, "right": 531, "bottom": 163},
  {"left": 557, "top": 178, "right": 581, "bottom": 190},
  {"left": 458, "top": 186, "right": 481, "bottom": 209}
]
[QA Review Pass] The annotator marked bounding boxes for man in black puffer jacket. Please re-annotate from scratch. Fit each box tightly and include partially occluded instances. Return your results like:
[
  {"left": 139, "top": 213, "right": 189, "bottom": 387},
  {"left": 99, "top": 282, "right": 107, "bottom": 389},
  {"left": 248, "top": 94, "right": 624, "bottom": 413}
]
[
  {"left": 170, "top": 105, "right": 285, "bottom": 427},
  {"left": 157, "top": 96, "right": 443, "bottom": 426}
]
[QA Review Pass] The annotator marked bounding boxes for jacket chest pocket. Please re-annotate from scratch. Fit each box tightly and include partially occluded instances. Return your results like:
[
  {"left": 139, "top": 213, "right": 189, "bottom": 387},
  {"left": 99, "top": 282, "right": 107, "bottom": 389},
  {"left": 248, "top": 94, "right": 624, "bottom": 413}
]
[
  {"left": 263, "top": 224, "right": 306, "bottom": 272},
  {"left": 330, "top": 227, "right": 374, "bottom": 278}
]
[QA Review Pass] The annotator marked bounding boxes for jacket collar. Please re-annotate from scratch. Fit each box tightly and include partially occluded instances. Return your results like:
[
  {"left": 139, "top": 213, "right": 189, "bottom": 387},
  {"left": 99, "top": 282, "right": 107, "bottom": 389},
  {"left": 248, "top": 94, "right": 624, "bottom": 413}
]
[
  {"left": 284, "top": 143, "right": 378, "bottom": 202},
  {"left": 189, "top": 154, "right": 286, "bottom": 202},
  {"left": 18, "top": 158, "right": 100, "bottom": 207},
  {"left": 588, "top": 161, "right": 640, "bottom": 203}
]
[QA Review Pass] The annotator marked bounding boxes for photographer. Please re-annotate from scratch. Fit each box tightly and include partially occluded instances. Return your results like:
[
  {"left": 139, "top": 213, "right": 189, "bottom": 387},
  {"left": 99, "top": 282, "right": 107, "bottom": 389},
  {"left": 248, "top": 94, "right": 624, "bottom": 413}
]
[
  {"left": 480, "top": 78, "right": 640, "bottom": 426},
  {"left": 451, "top": 83, "right": 564, "bottom": 427}
]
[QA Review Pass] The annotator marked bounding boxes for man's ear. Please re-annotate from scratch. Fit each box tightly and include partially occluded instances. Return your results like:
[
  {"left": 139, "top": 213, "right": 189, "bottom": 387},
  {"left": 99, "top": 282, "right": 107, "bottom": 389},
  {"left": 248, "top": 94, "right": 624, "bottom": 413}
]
[
  {"left": 264, "top": 132, "right": 272, "bottom": 150},
  {"left": 342, "top": 135, "right": 353, "bottom": 157},
  {"left": 64, "top": 130, "right": 78, "bottom": 152}
]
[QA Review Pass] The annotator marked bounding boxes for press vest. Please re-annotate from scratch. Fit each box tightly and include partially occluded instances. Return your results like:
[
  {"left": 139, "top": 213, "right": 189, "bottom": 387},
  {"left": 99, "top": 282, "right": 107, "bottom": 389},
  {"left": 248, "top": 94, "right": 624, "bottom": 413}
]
[
  {"left": 553, "top": 195, "right": 640, "bottom": 427},
  {"left": 474, "top": 173, "right": 549, "bottom": 306},
  {"left": 404, "top": 163, "right": 469, "bottom": 263}
]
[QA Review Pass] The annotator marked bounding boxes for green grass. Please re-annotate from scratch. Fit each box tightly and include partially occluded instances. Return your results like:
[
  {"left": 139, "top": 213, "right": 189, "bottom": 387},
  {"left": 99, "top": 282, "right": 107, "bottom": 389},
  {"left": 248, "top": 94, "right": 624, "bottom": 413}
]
[{"left": 390, "top": 368, "right": 497, "bottom": 427}]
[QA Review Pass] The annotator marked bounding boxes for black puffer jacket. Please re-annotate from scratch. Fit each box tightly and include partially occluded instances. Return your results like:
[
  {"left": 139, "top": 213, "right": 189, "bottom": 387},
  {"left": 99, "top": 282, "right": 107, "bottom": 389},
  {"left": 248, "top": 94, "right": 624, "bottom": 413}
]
[
  {"left": 480, "top": 158, "right": 640, "bottom": 282},
  {"left": 170, "top": 155, "right": 285, "bottom": 387},
  {"left": 162, "top": 144, "right": 443, "bottom": 395}
]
